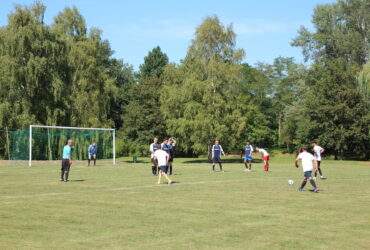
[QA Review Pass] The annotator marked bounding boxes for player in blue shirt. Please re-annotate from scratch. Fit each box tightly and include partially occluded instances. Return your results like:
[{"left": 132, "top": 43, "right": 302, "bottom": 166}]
[
  {"left": 212, "top": 140, "right": 225, "bottom": 172},
  {"left": 161, "top": 138, "right": 170, "bottom": 173},
  {"left": 88, "top": 142, "right": 97, "bottom": 166},
  {"left": 61, "top": 139, "right": 73, "bottom": 182},
  {"left": 167, "top": 137, "right": 176, "bottom": 175},
  {"left": 243, "top": 142, "right": 254, "bottom": 171}
]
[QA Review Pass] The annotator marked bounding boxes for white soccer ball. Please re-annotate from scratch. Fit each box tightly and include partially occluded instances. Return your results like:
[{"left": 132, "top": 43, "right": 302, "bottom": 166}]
[{"left": 288, "top": 179, "right": 295, "bottom": 185}]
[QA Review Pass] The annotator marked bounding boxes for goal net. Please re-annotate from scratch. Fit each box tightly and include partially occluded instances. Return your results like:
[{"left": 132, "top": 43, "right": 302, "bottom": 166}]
[{"left": 7, "top": 125, "right": 115, "bottom": 166}]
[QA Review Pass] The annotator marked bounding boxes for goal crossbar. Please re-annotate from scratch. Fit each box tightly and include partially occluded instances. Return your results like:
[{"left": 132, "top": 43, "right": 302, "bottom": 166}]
[{"left": 29, "top": 125, "right": 116, "bottom": 166}]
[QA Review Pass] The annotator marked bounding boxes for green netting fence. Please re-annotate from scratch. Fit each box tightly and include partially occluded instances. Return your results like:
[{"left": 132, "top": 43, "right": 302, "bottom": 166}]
[{"left": 8, "top": 127, "right": 114, "bottom": 161}]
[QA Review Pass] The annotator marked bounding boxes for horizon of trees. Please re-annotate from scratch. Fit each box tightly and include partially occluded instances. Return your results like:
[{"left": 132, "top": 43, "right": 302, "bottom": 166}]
[{"left": 0, "top": 0, "right": 369, "bottom": 160}]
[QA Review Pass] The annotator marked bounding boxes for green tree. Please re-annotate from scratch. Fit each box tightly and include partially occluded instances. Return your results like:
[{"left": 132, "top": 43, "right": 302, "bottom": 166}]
[
  {"left": 161, "top": 16, "right": 246, "bottom": 155},
  {"left": 121, "top": 46, "right": 169, "bottom": 153}
]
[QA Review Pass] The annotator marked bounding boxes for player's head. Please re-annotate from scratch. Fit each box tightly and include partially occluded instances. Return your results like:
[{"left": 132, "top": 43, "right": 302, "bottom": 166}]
[
  {"left": 311, "top": 140, "right": 317, "bottom": 146},
  {"left": 67, "top": 139, "right": 73, "bottom": 146},
  {"left": 92, "top": 142, "right": 96, "bottom": 146},
  {"left": 163, "top": 138, "right": 168, "bottom": 144},
  {"left": 215, "top": 140, "right": 220, "bottom": 145},
  {"left": 246, "top": 141, "right": 250, "bottom": 145},
  {"left": 302, "top": 145, "right": 309, "bottom": 151},
  {"left": 255, "top": 146, "right": 260, "bottom": 151},
  {"left": 153, "top": 137, "right": 158, "bottom": 143}
]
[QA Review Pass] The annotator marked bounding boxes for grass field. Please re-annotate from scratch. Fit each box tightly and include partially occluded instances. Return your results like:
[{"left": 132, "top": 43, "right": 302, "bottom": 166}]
[{"left": 0, "top": 154, "right": 369, "bottom": 249}]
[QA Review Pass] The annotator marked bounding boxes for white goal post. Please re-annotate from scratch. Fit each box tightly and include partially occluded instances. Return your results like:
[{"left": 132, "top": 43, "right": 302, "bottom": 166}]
[{"left": 29, "top": 125, "right": 116, "bottom": 167}]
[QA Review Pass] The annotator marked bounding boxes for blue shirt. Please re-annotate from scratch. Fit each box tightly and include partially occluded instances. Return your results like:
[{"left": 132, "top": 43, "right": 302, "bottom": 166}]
[
  {"left": 88, "top": 145, "right": 97, "bottom": 154},
  {"left": 168, "top": 143, "right": 175, "bottom": 157},
  {"left": 63, "top": 145, "right": 72, "bottom": 159},
  {"left": 162, "top": 143, "right": 170, "bottom": 152},
  {"left": 245, "top": 145, "right": 253, "bottom": 156},
  {"left": 212, "top": 145, "right": 223, "bottom": 158}
]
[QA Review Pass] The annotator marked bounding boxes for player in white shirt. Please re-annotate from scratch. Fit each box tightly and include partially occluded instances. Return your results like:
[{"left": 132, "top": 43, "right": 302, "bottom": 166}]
[
  {"left": 153, "top": 145, "right": 173, "bottom": 185},
  {"left": 295, "top": 146, "right": 320, "bottom": 192},
  {"left": 255, "top": 147, "right": 270, "bottom": 172},
  {"left": 149, "top": 138, "right": 159, "bottom": 176},
  {"left": 312, "top": 140, "right": 325, "bottom": 179}
]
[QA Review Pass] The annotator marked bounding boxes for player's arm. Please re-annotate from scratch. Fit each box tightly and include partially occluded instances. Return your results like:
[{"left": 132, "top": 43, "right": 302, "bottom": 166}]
[
  {"left": 220, "top": 145, "right": 226, "bottom": 156},
  {"left": 149, "top": 144, "right": 154, "bottom": 154},
  {"left": 294, "top": 157, "right": 300, "bottom": 168},
  {"left": 250, "top": 146, "right": 254, "bottom": 157},
  {"left": 166, "top": 153, "right": 170, "bottom": 161},
  {"left": 211, "top": 146, "right": 214, "bottom": 158},
  {"left": 320, "top": 147, "right": 325, "bottom": 153}
]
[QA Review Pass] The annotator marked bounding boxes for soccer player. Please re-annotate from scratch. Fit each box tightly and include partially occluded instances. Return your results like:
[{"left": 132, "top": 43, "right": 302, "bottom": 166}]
[
  {"left": 243, "top": 142, "right": 254, "bottom": 171},
  {"left": 167, "top": 137, "right": 176, "bottom": 175},
  {"left": 255, "top": 147, "right": 270, "bottom": 172},
  {"left": 88, "top": 142, "right": 97, "bottom": 166},
  {"left": 150, "top": 138, "right": 159, "bottom": 175},
  {"left": 154, "top": 145, "right": 173, "bottom": 185},
  {"left": 312, "top": 140, "right": 325, "bottom": 179},
  {"left": 61, "top": 139, "right": 73, "bottom": 182},
  {"left": 212, "top": 140, "right": 226, "bottom": 172},
  {"left": 295, "top": 145, "right": 320, "bottom": 192},
  {"left": 161, "top": 138, "right": 170, "bottom": 173}
]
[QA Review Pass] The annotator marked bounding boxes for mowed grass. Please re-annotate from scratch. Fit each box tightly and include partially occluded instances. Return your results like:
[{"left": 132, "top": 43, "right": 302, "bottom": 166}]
[{"left": 0, "top": 154, "right": 369, "bottom": 249}]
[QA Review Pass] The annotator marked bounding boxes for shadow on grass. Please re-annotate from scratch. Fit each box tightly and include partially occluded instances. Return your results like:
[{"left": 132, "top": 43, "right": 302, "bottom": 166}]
[
  {"left": 69, "top": 179, "right": 86, "bottom": 182},
  {"left": 183, "top": 158, "right": 263, "bottom": 164}
]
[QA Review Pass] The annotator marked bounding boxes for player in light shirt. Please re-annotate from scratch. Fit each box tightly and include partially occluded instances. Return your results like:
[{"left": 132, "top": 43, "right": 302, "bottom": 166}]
[
  {"left": 295, "top": 145, "right": 320, "bottom": 193},
  {"left": 149, "top": 138, "right": 159, "bottom": 176},
  {"left": 255, "top": 147, "right": 270, "bottom": 172},
  {"left": 153, "top": 145, "right": 173, "bottom": 185},
  {"left": 312, "top": 140, "right": 325, "bottom": 179}
]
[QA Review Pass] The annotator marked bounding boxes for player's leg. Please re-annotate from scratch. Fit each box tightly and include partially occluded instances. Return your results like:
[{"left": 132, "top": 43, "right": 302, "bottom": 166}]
[
  {"left": 244, "top": 158, "right": 248, "bottom": 170},
  {"left": 168, "top": 161, "right": 173, "bottom": 175},
  {"left": 88, "top": 154, "right": 91, "bottom": 166},
  {"left": 60, "top": 161, "right": 65, "bottom": 181},
  {"left": 248, "top": 159, "right": 252, "bottom": 170},
  {"left": 93, "top": 154, "right": 96, "bottom": 166},
  {"left": 151, "top": 158, "right": 157, "bottom": 176},
  {"left": 162, "top": 171, "right": 172, "bottom": 184},
  {"left": 157, "top": 170, "right": 162, "bottom": 184},
  {"left": 64, "top": 163, "right": 70, "bottom": 182},
  {"left": 212, "top": 158, "right": 216, "bottom": 171},
  {"left": 318, "top": 161, "right": 324, "bottom": 178}
]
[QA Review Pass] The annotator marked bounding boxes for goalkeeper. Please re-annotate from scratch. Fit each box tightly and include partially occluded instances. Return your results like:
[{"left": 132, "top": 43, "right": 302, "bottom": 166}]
[{"left": 88, "top": 142, "right": 97, "bottom": 166}]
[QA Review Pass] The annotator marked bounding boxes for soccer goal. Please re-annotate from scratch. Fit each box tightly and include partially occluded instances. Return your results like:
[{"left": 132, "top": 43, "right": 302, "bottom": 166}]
[{"left": 7, "top": 125, "right": 115, "bottom": 166}]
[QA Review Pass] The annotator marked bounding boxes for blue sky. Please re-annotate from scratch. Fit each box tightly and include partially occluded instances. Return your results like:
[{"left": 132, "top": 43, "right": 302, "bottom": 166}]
[{"left": 0, "top": 0, "right": 336, "bottom": 69}]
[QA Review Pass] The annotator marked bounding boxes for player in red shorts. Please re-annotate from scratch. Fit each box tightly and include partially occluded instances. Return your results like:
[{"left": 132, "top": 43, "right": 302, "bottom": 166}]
[{"left": 256, "top": 147, "right": 270, "bottom": 172}]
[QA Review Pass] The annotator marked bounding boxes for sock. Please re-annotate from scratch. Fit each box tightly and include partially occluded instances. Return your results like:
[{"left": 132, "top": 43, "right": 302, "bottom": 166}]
[
  {"left": 60, "top": 171, "right": 64, "bottom": 180},
  {"left": 300, "top": 180, "right": 307, "bottom": 189},
  {"left": 152, "top": 166, "right": 156, "bottom": 175},
  {"left": 244, "top": 163, "right": 248, "bottom": 168},
  {"left": 94, "top": 159, "right": 96, "bottom": 166},
  {"left": 169, "top": 165, "right": 172, "bottom": 175},
  {"left": 264, "top": 164, "right": 267, "bottom": 171},
  {"left": 219, "top": 163, "right": 223, "bottom": 171},
  {"left": 249, "top": 164, "right": 252, "bottom": 170},
  {"left": 88, "top": 159, "right": 90, "bottom": 166},
  {"left": 310, "top": 179, "right": 318, "bottom": 189},
  {"left": 266, "top": 164, "right": 269, "bottom": 171},
  {"left": 65, "top": 172, "right": 69, "bottom": 181},
  {"left": 318, "top": 168, "right": 323, "bottom": 176},
  {"left": 314, "top": 171, "right": 317, "bottom": 177},
  {"left": 212, "top": 165, "right": 215, "bottom": 171}
]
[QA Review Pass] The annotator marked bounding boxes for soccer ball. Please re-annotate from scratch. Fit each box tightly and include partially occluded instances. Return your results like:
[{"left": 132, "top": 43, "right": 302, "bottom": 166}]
[{"left": 288, "top": 179, "right": 295, "bottom": 185}]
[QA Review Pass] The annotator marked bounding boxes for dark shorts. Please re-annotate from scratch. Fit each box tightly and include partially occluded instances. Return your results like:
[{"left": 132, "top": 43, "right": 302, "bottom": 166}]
[
  {"left": 61, "top": 159, "right": 71, "bottom": 171},
  {"left": 304, "top": 171, "right": 312, "bottom": 178},
  {"left": 159, "top": 165, "right": 167, "bottom": 172},
  {"left": 213, "top": 157, "right": 221, "bottom": 163}
]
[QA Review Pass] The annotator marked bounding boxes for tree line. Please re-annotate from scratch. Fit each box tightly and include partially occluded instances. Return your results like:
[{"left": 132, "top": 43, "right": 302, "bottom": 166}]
[{"left": 0, "top": 0, "right": 369, "bottom": 160}]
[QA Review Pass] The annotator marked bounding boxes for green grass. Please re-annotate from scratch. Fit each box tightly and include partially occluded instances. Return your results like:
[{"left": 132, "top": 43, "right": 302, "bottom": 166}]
[{"left": 0, "top": 155, "right": 369, "bottom": 249}]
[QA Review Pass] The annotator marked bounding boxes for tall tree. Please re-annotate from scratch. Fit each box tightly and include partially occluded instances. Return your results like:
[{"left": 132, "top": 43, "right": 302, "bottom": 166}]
[
  {"left": 161, "top": 16, "right": 246, "bottom": 155},
  {"left": 121, "top": 46, "right": 169, "bottom": 148}
]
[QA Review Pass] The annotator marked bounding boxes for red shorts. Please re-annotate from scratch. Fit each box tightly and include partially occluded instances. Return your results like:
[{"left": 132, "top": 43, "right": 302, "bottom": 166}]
[{"left": 263, "top": 155, "right": 270, "bottom": 161}]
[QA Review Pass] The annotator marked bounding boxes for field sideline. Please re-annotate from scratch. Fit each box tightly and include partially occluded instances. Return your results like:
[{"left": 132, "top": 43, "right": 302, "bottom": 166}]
[{"left": 0, "top": 154, "right": 369, "bottom": 249}]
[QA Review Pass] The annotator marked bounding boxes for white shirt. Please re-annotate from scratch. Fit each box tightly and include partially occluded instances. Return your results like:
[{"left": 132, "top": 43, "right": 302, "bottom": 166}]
[
  {"left": 258, "top": 148, "right": 269, "bottom": 156},
  {"left": 298, "top": 152, "right": 315, "bottom": 172},
  {"left": 150, "top": 143, "right": 157, "bottom": 158},
  {"left": 313, "top": 145, "right": 323, "bottom": 161},
  {"left": 153, "top": 149, "right": 168, "bottom": 166}
]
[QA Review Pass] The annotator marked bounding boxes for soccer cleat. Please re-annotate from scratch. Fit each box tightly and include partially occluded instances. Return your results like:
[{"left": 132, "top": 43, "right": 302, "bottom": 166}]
[
  {"left": 320, "top": 176, "right": 326, "bottom": 179},
  {"left": 60, "top": 179, "right": 64, "bottom": 182},
  {"left": 64, "top": 180, "right": 69, "bottom": 182},
  {"left": 168, "top": 180, "right": 173, "bottom": 185},
  {"left": 298, "top": 188, "right": 303, "bottom": 191},
  {"left": 314, "top": 188, "right": 320, "bottom": 193}
]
